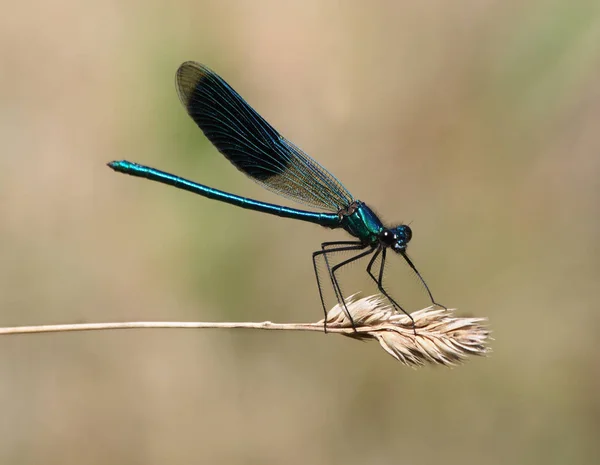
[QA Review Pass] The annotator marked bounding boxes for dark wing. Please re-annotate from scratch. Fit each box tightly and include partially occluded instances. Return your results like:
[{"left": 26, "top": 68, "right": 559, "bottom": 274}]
[{"left": 175, "top": 61, "right": 355, "bottom": 212}]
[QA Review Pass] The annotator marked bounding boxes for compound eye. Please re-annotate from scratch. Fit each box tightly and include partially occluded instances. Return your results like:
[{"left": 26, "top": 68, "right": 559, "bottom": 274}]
[{"left": 380, "top": 230, "right": 395, "bottom": 246}]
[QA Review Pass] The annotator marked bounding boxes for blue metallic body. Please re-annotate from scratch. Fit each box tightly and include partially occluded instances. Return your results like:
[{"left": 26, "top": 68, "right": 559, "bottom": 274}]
[
  {"left": 109, "top": 161, "right": 390, "bottom": 246},
  {"left": 110, "top": 161, "right": 342, "bottom": 229}
]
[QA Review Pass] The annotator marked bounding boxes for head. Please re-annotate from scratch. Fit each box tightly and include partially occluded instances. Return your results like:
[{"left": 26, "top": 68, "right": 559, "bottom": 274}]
[{"left": 379, "top": 225, "right": 412, "bottom": 253}]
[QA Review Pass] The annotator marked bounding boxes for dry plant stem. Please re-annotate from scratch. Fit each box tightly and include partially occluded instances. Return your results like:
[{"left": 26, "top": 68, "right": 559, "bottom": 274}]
[
  {"left": 0, "top": 321, "right": 350, "bottom": 335},
  {"left": 0, "top": 295, "right": 490, "bottom": 367}
]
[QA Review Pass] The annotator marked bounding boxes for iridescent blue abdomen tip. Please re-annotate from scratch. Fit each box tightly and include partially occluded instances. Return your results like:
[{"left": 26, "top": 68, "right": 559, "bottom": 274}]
[{"left": 108, "top": 160, "right": 135, "bottom": 172}]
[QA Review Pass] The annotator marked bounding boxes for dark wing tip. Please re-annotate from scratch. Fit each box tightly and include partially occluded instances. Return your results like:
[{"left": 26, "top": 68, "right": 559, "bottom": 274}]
[{"left": 175, "top": 61, "right": 213, "bottom": 110}]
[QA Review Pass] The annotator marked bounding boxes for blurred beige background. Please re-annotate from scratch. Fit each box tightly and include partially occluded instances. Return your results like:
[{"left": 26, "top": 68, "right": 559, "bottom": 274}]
[{"left": 1, "top": 1, "right": 599, "bottom": 464}]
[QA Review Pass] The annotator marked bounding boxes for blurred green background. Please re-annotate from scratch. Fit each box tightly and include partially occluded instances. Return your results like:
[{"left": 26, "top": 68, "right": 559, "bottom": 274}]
[{"left": 1, "top": 1, "right": 599, "bottom": 464}]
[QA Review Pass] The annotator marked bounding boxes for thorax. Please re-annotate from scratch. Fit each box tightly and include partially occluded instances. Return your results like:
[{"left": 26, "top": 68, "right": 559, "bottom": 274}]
[{"left": 339, "top": 201, "right": 383, "bottom": 244}]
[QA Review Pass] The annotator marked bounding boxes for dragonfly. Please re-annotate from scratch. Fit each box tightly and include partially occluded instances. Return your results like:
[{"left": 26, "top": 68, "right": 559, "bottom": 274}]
[{"left": 108, "top": 61, "right": 444, "bottom": 330}]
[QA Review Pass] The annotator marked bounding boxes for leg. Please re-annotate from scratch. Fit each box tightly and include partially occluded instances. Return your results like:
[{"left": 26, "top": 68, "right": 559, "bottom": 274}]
[
  {"left": 400, "top": 253, "right": 446, "bottom": 310},
  {"left": 366, "top": 248, "right": 417, "bottom": 333},
  {"left": 313, "top": 241, "right": 365, "bottom": 314},
  {"left": 312, "top": 241, "right": 366, "bottom": 331},
  {"left": 330, "top": 247, "right": 376, "bottom": 328},
  {"left": 318, "top": 241, "right": 363, "bottom": 304}
]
